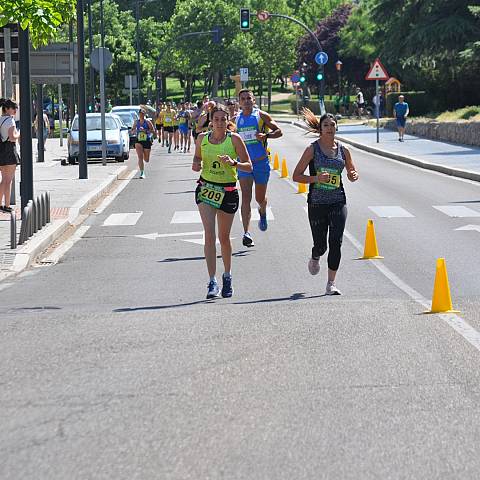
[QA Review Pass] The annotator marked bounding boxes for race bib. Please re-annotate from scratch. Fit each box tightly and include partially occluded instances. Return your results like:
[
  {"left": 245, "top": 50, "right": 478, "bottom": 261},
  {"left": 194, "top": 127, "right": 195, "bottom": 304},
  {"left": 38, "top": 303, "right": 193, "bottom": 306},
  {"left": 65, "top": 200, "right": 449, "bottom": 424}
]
[
  {"left": 197, "top": 184, "right": 225, "bottom": 209},
  {"left": 165, "top": 117, "right": 172, "bottom": 123},
  {"left": 238, "top": 129, "right": 257, "bottom": 143},
  {"left": 137, "top": 131, "right": 147, "bottom": 141},
  {"left": 315, "top": 168, "right": 341, "bottom": 190}
]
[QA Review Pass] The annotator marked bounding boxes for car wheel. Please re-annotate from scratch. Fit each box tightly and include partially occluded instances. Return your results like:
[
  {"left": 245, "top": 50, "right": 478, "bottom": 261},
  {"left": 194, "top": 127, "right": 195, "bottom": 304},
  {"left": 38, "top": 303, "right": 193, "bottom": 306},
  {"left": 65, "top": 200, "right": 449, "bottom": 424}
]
[
  {"left": 123, "top": 152, "right": 129, "bottom": 160},
  {"left": 115, "top": 156, "right": 125, "bottom": 162}
]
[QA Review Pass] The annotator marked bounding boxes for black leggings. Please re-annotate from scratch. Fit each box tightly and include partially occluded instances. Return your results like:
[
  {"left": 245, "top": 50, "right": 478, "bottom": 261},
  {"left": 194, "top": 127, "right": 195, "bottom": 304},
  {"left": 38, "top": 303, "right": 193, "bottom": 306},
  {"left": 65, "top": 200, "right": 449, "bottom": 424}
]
[{"left": 308, "top": 202, "right": 347, "bottom": 271}]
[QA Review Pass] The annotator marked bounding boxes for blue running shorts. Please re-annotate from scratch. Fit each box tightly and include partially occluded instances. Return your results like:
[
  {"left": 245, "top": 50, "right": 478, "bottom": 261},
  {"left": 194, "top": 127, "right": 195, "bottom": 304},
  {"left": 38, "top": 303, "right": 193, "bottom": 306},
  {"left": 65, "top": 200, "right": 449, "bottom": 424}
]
[{"left": 238, "top": 158, "right": 270, "bottom": 184}]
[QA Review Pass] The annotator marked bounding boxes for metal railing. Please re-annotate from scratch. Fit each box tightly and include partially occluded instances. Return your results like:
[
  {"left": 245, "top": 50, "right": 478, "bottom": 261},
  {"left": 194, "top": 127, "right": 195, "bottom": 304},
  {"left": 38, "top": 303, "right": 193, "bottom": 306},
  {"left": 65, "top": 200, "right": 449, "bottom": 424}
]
[{"left": 18, "top": 192, "right": 51, "bottom": 246}]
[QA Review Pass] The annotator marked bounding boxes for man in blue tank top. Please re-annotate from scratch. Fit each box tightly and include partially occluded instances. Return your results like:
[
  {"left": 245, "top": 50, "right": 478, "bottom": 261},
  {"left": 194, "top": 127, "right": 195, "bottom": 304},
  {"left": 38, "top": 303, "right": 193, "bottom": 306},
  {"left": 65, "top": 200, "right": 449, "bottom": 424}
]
[{"left": 236, "top": 89, "right": 282, "bottom": 247}]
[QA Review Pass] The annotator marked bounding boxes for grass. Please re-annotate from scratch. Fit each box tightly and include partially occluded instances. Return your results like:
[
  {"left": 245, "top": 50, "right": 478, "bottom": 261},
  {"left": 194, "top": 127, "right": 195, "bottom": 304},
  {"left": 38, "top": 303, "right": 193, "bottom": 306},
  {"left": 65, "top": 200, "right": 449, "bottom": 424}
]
[{"left": 435, "top": 106, "right": 480, "bottom": 122}]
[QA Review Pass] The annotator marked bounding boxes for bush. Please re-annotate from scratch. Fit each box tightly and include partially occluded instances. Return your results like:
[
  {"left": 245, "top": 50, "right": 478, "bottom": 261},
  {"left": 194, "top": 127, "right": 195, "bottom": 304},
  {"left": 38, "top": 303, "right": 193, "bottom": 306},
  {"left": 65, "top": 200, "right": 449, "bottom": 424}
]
[
  {"left": 385, "top": 91, "right": 433, "bottom": 117},
  {"left": 289, "top": 96, "right": 336, "bottom": 115}
]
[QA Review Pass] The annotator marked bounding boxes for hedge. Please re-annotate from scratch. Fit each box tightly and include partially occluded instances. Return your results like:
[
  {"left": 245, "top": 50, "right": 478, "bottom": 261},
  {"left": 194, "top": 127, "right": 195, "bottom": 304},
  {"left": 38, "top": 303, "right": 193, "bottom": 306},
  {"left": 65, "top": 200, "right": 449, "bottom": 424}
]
[{"left": 289, "top": 97, "right": 336, "bottom": 115}]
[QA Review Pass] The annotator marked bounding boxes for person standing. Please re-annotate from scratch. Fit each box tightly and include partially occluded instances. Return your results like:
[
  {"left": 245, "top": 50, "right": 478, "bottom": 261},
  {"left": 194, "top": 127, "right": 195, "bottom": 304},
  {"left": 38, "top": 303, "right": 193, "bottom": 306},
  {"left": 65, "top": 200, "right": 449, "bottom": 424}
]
[
  {"left": 192, "top": 104, "right": 252, "bottom": 299},
  {"left": 0, "top": 98, "right": 20, "bottom": 213},
  {"left": 394, "top": 95, "right": 409, "bottom": 142},
  {"left": 132, "top": 107, "right": 155, "bottom": 179},
  {"left": 236, "top": 88, "right": 282, "bottom": 247},
  {"left": 355, "top": 87, "right": 365, "bottom": 118},
  {"left": 292, "top": 110, "right": 359, "bottom": 295}
]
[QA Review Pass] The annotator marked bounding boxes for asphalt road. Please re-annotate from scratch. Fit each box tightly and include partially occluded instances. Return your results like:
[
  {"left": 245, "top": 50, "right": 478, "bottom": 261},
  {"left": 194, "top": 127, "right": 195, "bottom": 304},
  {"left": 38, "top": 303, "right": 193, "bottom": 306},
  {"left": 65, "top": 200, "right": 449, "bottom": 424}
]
[{"left": 2, "top": 125, "right": 480, "bottom": 479}]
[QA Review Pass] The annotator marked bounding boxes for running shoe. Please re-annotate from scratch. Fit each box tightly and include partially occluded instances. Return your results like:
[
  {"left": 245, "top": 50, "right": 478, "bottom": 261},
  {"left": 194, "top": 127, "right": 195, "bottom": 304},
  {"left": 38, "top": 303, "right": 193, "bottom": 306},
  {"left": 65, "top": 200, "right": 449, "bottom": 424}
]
[
  {"left": 206, "top": 280, "right": 220, "bottom": 299},
  {"left": 258, "top": 209, "right": 268, "bottom": 231},
  {"left": 242, "top": 232, "right": 255, "bottom": 247},
  {"left": 326, "top": 281, "right": 342, "bottom": 295},
  {"left": 168, "top": 146, "right": 171, "bottom": 153},
  {"left": 308, "top": 257, "right": 320, "bottom": 275},
  {"left": 221, "top": 273, "right": 233, "bottom": 298},
  {"left": 139, "top": 170, "right": 145, "bottom": 179}
]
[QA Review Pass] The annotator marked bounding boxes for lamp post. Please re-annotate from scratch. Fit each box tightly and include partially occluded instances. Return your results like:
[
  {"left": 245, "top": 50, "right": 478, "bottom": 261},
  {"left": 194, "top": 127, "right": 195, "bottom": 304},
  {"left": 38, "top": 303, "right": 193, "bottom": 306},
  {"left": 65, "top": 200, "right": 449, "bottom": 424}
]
[{"left": 335, "top": 60, "right": 343, "bottom": 97}]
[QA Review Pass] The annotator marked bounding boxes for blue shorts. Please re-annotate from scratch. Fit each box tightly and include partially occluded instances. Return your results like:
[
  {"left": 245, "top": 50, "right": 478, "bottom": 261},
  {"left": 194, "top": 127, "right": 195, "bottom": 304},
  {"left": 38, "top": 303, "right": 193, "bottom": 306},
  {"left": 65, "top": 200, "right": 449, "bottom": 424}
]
[
  {"left": 238, "top": 159, "right": 270, "bottom": 184},
  {"left": 396, "top": 116, "right": 406, "bottom": 128},
  {"left": 179, "top": 125, "right": 189, "bottom": 134}
]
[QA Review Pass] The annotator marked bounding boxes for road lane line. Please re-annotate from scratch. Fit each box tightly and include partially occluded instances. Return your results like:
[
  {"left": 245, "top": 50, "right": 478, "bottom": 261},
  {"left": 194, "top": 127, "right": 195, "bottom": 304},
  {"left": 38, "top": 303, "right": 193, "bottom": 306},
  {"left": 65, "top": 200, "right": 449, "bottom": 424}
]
[
  {"left": 171, "top": 211, "right": 202, "bottom": 223},
  {"left": 433, "top": 205, "right": 480, "bottom": 217},
  {"left": 94, "top": 169, "right": 136, "bottom": 215},
  {"left": 368, "top": 206, "right": 414, "bottom": 218},
  {"left": 40, "top": 226, "right": 91, "bottom": 265},
  {"left": 103, "top": 212, "right": 143, "bottom": 226}
]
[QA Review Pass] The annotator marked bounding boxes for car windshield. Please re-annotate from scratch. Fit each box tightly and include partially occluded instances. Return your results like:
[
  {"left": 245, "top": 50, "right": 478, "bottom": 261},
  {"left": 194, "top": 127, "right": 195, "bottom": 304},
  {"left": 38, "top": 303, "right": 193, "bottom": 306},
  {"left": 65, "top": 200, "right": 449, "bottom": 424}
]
[
  {"left": 72, "top": 117, "right": 118, "bottom": 131},
  {"left": 117, "top": 113, "right": 133, "bottom": 126}
]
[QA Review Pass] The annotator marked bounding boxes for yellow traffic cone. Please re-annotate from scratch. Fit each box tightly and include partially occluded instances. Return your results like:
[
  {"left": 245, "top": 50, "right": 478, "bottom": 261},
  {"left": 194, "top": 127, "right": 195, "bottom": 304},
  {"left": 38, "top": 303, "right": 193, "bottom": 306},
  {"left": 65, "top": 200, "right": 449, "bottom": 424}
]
[
  {"left": 359, "top": 219, "right": 383, "bottom": 259},
  {"left": 297, "top": 182, "right": 307, "bottom": 194},
  {"left": 273, "top": 153, "right": 279, "bottom": 170},
  {"left": 281, "top": 158, "right": 289, "bottom": 178},
  {"left": 425, "top": 258, "right": 460, "bottom": 313}
]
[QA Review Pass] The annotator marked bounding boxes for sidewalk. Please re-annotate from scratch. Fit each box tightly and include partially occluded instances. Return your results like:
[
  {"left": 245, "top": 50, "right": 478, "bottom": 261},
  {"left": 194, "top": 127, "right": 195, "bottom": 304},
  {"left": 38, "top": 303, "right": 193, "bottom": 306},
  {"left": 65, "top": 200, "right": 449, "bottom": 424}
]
[
  {"left": 0, "top": 137, "right": 131, "bottom": 280},
  {"left": 282, "top": 117, "right": 480, "bottom": 183}
]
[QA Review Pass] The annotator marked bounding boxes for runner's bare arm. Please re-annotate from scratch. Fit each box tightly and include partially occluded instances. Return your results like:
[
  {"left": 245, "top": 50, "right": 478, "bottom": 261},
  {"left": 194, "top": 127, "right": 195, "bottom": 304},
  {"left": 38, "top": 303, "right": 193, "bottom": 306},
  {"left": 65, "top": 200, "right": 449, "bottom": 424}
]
[
  {"left": 292, "top": 145, "right": 329, "bottom": 184},
  {"left": 343, "top": 146, "right": 359, "bottom": 182},
  {"left": 147, "top": 120, "right": 156, "bottom": 138},
  {"left": 192, "top": 133, "right": 205, "bottom": 172},
  {"left": 258, "top": 111, "right": 283, "bottom": 140},
  {"left": 229, "top": 133, "right": 252, "bottom": 172}
]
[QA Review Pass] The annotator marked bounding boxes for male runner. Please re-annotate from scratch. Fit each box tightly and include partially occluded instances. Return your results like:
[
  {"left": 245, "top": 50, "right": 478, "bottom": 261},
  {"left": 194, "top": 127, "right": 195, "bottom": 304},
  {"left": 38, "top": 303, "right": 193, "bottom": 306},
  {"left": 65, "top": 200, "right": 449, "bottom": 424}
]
[{"left": 236, "top": 88, "right": 282, "bottom": 247}]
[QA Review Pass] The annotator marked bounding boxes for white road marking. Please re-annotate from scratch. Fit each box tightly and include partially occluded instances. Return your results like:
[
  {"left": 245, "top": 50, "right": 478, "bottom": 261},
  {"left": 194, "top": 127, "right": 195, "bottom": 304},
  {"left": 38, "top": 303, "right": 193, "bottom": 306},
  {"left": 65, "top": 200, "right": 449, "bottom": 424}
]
[
  {"left": 103, "top": 212, "right": 143, "bottom": 226},
  {"left": 368, "top": 206, "right": 414, "bottom": 218},
  {"left": 433, "top": 205, "right": 480, "bottom": 217},
  {"left": 135, "top": 231, "right": 204, "bottom": 240},
  {"left": 94, "top": 170, "right": 136, "bottom": 214},
  {"left": 181, "top": 235, "right": 236, "bottom": 246},
  {"left": 455, "top": 224, "right": 480, "bottom": 233},
  {"left": 40, "top": 226, "right": 91, "bottom": 265},
  {"left": 171, "top": 211, "right": 201, "bottom": 224}
]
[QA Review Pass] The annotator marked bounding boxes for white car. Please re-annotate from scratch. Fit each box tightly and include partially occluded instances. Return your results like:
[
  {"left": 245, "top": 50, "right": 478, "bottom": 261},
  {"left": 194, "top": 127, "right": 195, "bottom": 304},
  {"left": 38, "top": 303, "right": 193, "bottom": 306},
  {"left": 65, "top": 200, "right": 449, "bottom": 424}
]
[{"left": 67, "top": 113, "right": 130, "bottom": 164}]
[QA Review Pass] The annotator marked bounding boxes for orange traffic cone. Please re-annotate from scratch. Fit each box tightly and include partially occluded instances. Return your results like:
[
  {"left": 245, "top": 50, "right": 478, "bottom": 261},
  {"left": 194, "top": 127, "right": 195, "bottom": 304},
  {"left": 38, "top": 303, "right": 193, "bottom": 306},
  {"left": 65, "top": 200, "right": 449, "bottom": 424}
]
[
  {"left": 280, "top": 158, "right": 289, "bottom": 178},
  {"left": 425, "top": 258, "right": 460, "bottom": 313},
  {"left": 297, "top": 182, "right": 307, "bottom": 194},
  {"left": 359, "top": 219, "right": 383, "bottom": 259},
  {"left": 273, "top": 153, "right": 279, "bottom": 170}
]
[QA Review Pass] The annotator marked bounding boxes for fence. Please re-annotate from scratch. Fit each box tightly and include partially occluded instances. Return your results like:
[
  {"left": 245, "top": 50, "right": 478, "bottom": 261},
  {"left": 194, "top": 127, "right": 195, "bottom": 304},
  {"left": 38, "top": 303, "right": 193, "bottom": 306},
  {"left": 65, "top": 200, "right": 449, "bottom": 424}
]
[{"left": 17, "top": 192, "right": 51, "bottom": 246}]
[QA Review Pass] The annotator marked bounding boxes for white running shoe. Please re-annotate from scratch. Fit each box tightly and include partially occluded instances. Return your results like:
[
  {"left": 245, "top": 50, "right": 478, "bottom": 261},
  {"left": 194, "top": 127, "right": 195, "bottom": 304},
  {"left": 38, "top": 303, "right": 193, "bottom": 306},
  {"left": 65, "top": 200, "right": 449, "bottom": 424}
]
[
  {"left": 308, "top": 257, "right": 320, "bottom": 275},
  {"left": 139, "top": 170, "right": 145, "bottom": 179},
  {"left": 326, "top": 281, "right": 342, "bottom": 295}
]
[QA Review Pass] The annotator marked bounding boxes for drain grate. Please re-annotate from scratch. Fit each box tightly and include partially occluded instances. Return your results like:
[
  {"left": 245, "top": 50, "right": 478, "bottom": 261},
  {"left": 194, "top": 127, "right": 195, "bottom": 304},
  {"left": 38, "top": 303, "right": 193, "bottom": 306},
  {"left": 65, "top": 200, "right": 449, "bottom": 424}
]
[{"left": 0, "top": 251, "right": 16, "bottom": 269}]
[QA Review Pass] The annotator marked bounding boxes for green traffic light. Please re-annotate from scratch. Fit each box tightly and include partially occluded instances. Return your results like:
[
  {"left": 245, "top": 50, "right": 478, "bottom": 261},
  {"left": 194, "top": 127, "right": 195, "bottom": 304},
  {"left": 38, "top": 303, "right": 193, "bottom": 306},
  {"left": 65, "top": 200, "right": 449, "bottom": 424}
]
[
  {"left": 316, "top": 73, "right": 324, "bottom": 81},
  {"left": 242, "top": 21, "right": 249, "bottom": 27},
  {"left": 299, "top": 75, "right": 306, "bottom": 83}
]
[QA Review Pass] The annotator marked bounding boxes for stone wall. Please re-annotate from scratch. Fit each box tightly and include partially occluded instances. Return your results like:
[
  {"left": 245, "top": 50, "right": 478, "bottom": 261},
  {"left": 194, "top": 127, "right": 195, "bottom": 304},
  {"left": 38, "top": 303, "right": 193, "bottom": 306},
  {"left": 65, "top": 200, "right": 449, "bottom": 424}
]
[{"left": 383, "top": 120, "right": 480, "bottom": 147}]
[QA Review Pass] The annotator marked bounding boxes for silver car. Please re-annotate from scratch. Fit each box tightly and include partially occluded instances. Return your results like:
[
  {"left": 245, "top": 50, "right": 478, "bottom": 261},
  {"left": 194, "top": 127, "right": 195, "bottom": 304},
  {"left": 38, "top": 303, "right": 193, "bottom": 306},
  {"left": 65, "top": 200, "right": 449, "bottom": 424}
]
[{"left": 67, "top": 113, "right": 129, "bottom": 164}]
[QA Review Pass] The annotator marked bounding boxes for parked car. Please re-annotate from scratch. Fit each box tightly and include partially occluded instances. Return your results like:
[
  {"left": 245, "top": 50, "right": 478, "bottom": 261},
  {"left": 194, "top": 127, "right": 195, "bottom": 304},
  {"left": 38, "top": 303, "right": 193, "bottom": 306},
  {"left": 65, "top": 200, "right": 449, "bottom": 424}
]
[
  {"left": 67, "top": 113, "right": 129, "bottom": 164},
  {"left": 113, "top": 110, "right": 138, "bottom": 148}
]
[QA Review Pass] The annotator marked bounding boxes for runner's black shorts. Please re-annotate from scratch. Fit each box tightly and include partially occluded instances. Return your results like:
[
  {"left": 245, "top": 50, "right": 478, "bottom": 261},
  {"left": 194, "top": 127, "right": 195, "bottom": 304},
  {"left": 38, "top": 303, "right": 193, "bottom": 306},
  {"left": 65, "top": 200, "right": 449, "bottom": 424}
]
[
  {"left": 195, "top": 181, "right": 239, "bottom": 214},
  {"left": 173, "top": 126, "right": 179, "bottom": 131},
  {"left": 136, "top": 139, "right": 152, "bottom": 150},
  {"left": 164, "top": 126, "right": 174, "bottom": 133},
  {"left": 155, "top": 124, "right": 162, "bottom": 130}
]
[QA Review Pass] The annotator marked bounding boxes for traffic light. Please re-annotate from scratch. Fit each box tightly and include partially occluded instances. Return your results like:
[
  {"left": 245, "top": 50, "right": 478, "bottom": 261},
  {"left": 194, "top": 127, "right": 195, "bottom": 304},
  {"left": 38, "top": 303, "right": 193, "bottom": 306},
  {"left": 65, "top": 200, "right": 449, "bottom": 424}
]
[
  {"left": 299, "top": 74, "right": 306, "bottom": 83},
  {"left": 316, "top": 72, "right": 324, "bottom": 81},
  {"left": 212, "top": 25, "right": 223, "bottom": 44},
  {"left": 240, "top": 8, "right": 250, "bottom": 30}
]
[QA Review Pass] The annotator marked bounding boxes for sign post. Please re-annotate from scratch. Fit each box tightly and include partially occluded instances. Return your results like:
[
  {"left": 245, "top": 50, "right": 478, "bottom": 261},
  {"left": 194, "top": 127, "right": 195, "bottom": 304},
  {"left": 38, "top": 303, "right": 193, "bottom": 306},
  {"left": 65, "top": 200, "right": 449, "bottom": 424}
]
[
  {"left": 58, "top": 84, "right": 64, "bottom": 147},
  {"left": 365, "top": 58, "right": 389, "bottom": 143},
  {"left": 240, "top": 67, "right": 249, "bottom": 87}
]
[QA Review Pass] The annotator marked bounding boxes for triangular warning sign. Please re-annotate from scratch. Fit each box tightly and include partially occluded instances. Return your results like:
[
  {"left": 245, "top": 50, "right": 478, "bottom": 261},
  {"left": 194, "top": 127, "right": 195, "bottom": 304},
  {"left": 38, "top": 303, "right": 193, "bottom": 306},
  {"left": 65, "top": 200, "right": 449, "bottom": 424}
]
[{"left": 365, "top": 58, "right": 389, "bottom": 81}]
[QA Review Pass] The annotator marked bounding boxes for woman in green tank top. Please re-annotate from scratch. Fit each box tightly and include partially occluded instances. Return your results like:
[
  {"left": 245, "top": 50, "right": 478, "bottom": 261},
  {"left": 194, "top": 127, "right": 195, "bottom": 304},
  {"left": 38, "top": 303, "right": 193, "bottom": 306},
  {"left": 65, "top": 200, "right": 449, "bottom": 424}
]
[{"left": 192, "top": 104, "right": 252, "bottom": 299}]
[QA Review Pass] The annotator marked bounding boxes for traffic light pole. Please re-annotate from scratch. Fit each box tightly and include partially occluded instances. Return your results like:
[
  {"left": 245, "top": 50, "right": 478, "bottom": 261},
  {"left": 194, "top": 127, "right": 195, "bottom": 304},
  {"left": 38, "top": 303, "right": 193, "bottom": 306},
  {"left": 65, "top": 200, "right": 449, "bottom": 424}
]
[{"left": 255, "top": 12, "right": 326, "bottom": 115}]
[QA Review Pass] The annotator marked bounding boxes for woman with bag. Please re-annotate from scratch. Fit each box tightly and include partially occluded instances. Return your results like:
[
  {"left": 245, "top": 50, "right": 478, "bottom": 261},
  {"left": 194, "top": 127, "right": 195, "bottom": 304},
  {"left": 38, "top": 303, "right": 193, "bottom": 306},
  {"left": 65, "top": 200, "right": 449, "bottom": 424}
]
[
  {"left": 0, "top": 98, "right": 20, "bottom": 213},
  {"left": 192, "top": 104, "right": 252, "bottom": 299}
]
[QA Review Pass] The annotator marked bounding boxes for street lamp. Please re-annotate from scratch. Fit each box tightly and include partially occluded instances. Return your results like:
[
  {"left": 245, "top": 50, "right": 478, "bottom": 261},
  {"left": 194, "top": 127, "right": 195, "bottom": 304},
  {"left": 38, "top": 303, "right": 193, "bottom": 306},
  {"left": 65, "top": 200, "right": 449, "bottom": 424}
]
[{"left": 335, "top": 60, "right": 343, "bottom": 97}]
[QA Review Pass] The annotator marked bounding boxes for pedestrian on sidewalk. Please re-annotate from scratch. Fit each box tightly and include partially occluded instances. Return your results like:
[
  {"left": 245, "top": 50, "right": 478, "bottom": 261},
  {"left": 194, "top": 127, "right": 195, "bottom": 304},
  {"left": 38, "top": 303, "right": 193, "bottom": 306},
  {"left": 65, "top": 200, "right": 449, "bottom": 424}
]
[
  {"left": 33, "top": 110, "right": 49, "bottom": 151},
  {"left": 394, "top": 95, "right": 409, "bottom": 142},
  {"left": 132, "top": 107, "right": 155, "bottom": 179},
  {"left": 0, "top": 98, "right": 20, "bottom": 213},
  {"left": 292, "top": 109, "right": 359, "bottom": 296},
  {"left": 192, "top": 104, "right": 252, "bottom": 299}
]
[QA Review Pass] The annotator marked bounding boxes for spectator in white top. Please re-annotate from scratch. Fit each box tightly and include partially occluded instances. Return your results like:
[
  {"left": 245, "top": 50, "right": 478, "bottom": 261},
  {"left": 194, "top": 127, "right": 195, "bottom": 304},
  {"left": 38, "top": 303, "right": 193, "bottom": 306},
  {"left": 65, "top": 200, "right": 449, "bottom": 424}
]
[{"left": 0, "top": 98, "right": 20, "bottom": 213}]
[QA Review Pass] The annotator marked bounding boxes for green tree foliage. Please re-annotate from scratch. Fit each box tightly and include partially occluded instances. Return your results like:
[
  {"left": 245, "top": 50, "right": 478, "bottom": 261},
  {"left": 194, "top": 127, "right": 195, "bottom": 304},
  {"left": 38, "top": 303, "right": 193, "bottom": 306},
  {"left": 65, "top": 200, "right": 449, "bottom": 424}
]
[{"left": 0, "top": 0, "right": 76, "bottom": 47}]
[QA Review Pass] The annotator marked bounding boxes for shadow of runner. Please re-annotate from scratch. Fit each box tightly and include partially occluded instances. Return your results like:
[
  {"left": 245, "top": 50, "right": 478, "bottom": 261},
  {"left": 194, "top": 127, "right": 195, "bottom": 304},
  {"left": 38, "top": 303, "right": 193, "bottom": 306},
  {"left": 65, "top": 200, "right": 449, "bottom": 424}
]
[
  {"left": 113, "top": 299, "right": 216, "bottom": 312},
  {"left": 159, "top": 250, "right": 250, "bottom": 263},
  {"left": 233, "top": 292, "right": 327, "bottom": 305}
]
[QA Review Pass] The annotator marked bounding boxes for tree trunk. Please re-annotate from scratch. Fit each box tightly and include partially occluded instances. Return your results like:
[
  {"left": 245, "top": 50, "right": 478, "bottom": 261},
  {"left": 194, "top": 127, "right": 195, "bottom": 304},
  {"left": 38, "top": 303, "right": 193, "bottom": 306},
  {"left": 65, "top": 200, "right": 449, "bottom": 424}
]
[
  {"left": 211, "top": 70, "right": 220, "bottom": 97},
  {"left": 267, "top": 65, "right": 272, "bottom": 113}
]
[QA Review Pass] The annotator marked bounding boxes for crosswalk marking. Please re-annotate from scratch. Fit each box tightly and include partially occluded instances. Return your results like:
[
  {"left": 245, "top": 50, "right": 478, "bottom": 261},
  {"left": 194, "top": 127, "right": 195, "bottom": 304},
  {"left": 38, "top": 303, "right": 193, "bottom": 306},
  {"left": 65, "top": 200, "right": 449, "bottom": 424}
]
[
  {"left": 171, "top": 211, "right": 201, "bottom": 223},
  {"left": 103, "top": 212, "right": 143, "bottom": 226},
  {"left": 368, "top": 206, "right": 414, "bottom": 218},
  {"left": 433, "top": 205, "right": 480, "bottom": 218}
]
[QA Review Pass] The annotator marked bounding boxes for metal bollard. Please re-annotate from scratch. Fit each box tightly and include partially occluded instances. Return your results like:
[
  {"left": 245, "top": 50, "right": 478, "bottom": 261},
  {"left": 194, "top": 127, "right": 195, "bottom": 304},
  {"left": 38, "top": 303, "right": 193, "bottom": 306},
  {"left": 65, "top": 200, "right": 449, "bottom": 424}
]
[
  {"left": 46, "top": 192, "right": 51, "bottom": 224},
  {"left": 35, "top": 197, "right": 41, "bottom": 232},
  {"left": 41, "top": 193, "right": 46, "bottom": 227},
  {"left": 19, "top": 206, "right": 29, "bottom": 245},
  {"left": 10, "top": 211, "right": 17, "bottom": 249},
  {"left": 27, "top": 200, "right": 33, "bottom": 237}
]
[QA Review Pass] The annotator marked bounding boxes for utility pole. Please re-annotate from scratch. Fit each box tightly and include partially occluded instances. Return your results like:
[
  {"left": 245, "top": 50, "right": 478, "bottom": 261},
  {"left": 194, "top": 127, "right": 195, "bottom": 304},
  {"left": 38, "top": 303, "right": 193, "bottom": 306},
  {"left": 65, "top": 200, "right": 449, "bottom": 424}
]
[
  {"left": 77, "top": 0, "right": 88, "bottom": 179},
  {"left": 135, "top": 1, "right": 141, "bottom": 104},
  {"left": 87, "top": 0, "right": 95, "bottom": 109}
]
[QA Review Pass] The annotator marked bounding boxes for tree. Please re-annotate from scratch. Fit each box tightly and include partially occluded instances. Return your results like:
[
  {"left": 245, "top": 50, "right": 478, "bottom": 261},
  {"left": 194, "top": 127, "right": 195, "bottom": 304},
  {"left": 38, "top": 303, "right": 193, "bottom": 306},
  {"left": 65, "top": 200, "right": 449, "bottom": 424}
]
[{"left": 0, "top": 0, "right": 76, "bottom": 47}]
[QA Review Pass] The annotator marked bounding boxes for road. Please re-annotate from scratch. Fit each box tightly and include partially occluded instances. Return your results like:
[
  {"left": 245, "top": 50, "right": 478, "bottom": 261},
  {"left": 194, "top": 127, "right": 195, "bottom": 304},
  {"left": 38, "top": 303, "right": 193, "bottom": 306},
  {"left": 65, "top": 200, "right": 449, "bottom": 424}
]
[{"left": 2, "top": 124, "right": 480, "bottom": 479}]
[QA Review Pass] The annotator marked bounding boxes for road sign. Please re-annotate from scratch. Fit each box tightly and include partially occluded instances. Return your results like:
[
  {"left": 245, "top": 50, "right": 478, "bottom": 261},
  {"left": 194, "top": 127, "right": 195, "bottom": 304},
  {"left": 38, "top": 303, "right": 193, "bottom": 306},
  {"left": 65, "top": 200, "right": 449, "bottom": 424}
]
[
  {"left": 291, "top": 73, "right": 300, "bottom": 83},
  {"left": 240, "top": 67, "right": 249, "bottom": 82},
  {"left": 0, "top": 24, "right": 19, "bottom": 62},
  {"left": 12, "top": 42, "right": 78, "bottom": 84},
  {"left": 257, "top": 10, "right": 270, "bottom": 22},
  {"left": 124, "top": 75, "right": 138, "bottom": 88},
  {"left": 91, "top": 47, "right": 113, "bottom": 72},
  {"left": 366, "top": 58, "right": 389, "bottom": 81},
  {"left": 315, "top": 51, "right": 328, "bottom": 65}
]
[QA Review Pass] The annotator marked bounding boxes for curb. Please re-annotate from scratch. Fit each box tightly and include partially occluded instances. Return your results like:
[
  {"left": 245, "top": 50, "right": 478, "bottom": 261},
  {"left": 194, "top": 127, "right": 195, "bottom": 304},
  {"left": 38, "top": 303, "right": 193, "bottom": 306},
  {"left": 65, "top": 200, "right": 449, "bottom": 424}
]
[
  {"left": 8, "top": 165, "right": 130, "bottom": 277},
  {"left": 279, "top": 119, "right": 480, "bottom": 183}
]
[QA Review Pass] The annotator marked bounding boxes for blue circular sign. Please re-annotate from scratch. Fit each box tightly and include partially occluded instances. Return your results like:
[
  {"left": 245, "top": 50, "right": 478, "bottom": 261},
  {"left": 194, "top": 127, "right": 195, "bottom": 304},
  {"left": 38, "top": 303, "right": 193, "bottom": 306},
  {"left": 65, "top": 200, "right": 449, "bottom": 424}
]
[
  {"left": 291, "top": 73, "right": 300, "bottom": 83},
  {"left": 315, "top": 51, "right": 328, "bottom": 65}
]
